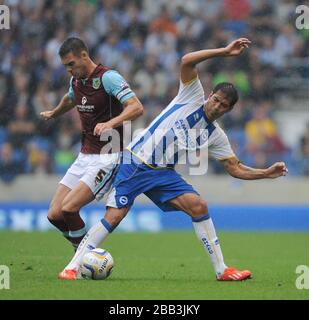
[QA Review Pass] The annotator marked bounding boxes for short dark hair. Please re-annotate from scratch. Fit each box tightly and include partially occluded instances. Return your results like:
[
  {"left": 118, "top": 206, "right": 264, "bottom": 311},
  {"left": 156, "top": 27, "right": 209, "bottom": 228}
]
[
  {"left": 58, "top": 37, "right": 88, "bottom": 58},
  {"left": 213, "top": 82, "right": 239, "bottom": 108}
]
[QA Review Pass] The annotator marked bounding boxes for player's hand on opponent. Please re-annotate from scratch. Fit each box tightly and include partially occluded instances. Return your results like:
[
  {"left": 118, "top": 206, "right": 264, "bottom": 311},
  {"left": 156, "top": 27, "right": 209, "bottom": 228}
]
[
  {"left": 224, "top": 38, "right": 251, "bottom": 56},
  {"left": 93, "top": 122, "right": 114, "bottom": 136},
  {"left": 265, "top": 162, "right": 288, "bottom": 179},
  {"left": 40, "top": 110, "right": 55, "bottom": 120}
]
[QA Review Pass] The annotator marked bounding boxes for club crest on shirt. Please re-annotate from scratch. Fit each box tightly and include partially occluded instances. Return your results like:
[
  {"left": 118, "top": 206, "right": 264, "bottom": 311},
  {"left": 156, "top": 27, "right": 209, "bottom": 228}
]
[{"left": 92, "top": 77, "right": 101, "bottom": 89}]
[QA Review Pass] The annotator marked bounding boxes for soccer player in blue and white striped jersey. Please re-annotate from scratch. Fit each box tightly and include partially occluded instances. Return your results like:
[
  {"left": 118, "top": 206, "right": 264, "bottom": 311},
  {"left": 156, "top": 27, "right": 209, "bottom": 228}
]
[{"left": 59, "top": 38, "right": 288, "bottom": 281}]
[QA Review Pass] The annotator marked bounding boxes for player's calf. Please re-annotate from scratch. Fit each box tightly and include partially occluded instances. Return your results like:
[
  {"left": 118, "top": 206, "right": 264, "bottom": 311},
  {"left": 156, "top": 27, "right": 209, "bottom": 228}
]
[
  {"left": 104, "top": 207, "right": 129, "bottom": 228},
  {"left": 47, "top": 210, "right": 68, "bottom": 233},
  {"left": 62, "top": 210, "right": 87, "bottom": 247},
  {"left": 47, "top": 209, "right": 73, "bottom": 245}
]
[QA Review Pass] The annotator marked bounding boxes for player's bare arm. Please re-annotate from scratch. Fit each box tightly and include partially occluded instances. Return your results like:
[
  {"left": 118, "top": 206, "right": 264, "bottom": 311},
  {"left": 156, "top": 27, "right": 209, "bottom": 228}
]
[
  {"left": 223, "top": 157, "right": 288, "bottom": 180},
  {"left": 180, "top": 38, "right": 251, "bottom": 84},
  {"left": 40, "top": 93, "right": 75, "bottom": 120},
  {"left": 93, "top": 96, "right": 144, "bottom": 136}
]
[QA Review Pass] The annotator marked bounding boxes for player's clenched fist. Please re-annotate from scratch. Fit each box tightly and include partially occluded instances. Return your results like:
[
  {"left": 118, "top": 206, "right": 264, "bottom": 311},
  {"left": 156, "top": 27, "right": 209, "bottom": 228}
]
[
  {"left": 40, "top": 111, "right": 55, "bottom": 120},
  {"left": 93, "top": 122, "right": 113, "bottom": 136},
  {"left": 265, "top": 162, "right": 288, "bottom": 178}
]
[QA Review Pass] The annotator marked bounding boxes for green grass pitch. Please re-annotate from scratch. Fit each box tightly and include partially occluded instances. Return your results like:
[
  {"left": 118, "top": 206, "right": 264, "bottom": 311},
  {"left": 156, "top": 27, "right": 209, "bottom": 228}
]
[{"left": 0, "top": 230, "right": 308, "bottom": 300}]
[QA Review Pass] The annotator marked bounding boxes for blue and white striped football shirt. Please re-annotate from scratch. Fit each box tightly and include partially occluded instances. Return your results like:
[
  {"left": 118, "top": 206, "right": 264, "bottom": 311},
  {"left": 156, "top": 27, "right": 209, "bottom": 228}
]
[{"left": 128, "top": 78, "right": 235, "bottom": 167}]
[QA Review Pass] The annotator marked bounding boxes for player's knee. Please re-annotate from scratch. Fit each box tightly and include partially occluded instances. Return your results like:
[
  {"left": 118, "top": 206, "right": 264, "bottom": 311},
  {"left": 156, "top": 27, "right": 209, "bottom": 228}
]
[
  {"left": 190, "top": 199, "right": 208, "bottom": 217},
  {"left": 47, "top": 205, "right": 61, "bottom": 223},
  {"left": 61, "top": 199, "right": 80, "bottom": 213}
]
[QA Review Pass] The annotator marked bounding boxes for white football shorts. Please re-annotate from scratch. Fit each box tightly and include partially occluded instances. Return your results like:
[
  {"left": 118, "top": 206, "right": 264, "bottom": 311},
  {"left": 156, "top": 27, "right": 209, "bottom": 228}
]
[{"left": 59, "top": 152, "right": 120, "bottom": 201}]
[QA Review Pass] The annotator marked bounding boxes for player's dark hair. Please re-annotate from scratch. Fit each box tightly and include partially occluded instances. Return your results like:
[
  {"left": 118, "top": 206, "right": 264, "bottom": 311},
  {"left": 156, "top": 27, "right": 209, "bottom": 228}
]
[
  {"left": 59, "top": 37, "right": 88, "bottom": 58},
  {"left": 213, "top": 82, "right": 239, "bottom": 108}
]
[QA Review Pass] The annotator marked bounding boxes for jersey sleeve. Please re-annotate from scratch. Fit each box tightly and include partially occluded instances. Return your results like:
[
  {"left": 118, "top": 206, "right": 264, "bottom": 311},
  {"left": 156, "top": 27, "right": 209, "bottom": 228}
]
[
  {"left": 67, "top": 77, "right": 75, "bottom": 101},
  {"left": 102, "top": 70, "right": 136, "bottom": 104},
  {"left": 178, "top": 76, "right": 201, "bottom": 94},
  {"left": 176, "top": 76, "right": 205, "bottom": 105},
  {"left": 208, "top": 127, "right": 236, "bottom": 161}
]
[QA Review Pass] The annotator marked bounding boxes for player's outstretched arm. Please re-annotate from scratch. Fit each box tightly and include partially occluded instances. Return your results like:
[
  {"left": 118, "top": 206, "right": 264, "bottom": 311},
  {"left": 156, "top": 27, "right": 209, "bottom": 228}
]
[
  {"left": 93, "top": 96, "right": 143, "bottom": 136},
  {"left": 223, "top": 157, "right": 288, "bottom": 180},
  {"left": 40, "top": 93, "right": 75, "bottom": 120},
  {"left": 180, "top": 38, "right": 251, "bottom": 84}
]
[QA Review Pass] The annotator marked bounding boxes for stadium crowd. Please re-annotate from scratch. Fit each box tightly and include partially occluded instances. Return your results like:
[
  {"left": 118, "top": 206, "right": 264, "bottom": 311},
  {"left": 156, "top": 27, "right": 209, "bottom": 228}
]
[{"left": 0, "top": 0, "right": 308, "bottom": 183}]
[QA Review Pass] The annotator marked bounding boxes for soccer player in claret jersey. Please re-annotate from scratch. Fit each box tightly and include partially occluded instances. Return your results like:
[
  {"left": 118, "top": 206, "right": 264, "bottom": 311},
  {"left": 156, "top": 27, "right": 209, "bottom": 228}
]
[
  {"left": 59, "top": 38, "right": 288, "bottom": 281},
  {"left": 40, "top": 38, "right": 143, "bottom": 251}
]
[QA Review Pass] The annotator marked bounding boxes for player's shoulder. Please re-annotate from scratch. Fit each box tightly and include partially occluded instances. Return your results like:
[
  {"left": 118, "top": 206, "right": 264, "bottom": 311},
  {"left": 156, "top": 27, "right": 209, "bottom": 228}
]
[
  {"left": 178, "top": 76, "right": 204, "bottom": 97},
  {"left": 102, "top": 70, "right": 128, "bottom": 89},
  {"left": 210, "top": 121, "right": 230, "bottom": 142},
  {"left": 180, "top": 76, "right": 203, "bottom": 88},
  {"left": 102, "top": 69, "right": 123, "bottom": 82},
  {"left": 212, "top": 121, "right": 227, "bottom": 134},
  {"left": 175, "top": 77, "right": 204, "bottom": 103}
]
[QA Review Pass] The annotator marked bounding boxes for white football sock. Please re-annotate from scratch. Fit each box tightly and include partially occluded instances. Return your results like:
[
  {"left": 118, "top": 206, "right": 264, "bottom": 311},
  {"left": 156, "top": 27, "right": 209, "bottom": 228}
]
[
  {"left": 192, "top": 214, "right": 227, "bottom": 277},
  {"left": 65, "top": 219, "right": 112, "bottom": 270}
]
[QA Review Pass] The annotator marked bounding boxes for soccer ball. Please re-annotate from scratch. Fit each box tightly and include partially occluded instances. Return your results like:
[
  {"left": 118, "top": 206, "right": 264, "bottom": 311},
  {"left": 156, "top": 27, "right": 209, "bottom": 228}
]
[{"left": 79, "top": 248, "right": 114, "bottom": 280}]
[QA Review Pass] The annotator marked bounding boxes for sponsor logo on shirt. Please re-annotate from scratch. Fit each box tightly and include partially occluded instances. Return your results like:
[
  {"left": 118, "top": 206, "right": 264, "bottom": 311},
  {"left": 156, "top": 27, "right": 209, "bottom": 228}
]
[{"left": 77, "top": 96, "right": 95, "bottom": 112}]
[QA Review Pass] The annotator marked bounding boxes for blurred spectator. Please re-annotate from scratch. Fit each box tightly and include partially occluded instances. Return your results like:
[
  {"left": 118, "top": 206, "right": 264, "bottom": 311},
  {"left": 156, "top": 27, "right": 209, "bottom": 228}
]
[
  {"left": 53, "top": 122, "right": 77, "bottom": 174},
  {"left": 97, "top": 34, "right": 122, "bottom": 68},
  {"left": 0, "top": 143, "right": 23, "bottom": 184},
  {"left": 212, "top": 62, "right": 250, "bottom": 96},
  {"left": 298, "top": 123, "right": 309, "bottom": 176},
  {"left": 8, "top": 105, "right": 35, "bottom": 149},
  {"left": 248, "top": 70, "right": 273, "bottom": 102},
  {"left": 258, "top": 35, "right": 281, "bottom": 69},
  {"left": 149, "top": 5, "right": 178, "bottom": 35},
  {"left": 223, "top": 0, "right": 251, "bottom": 36},
  {"left": 45, "top": 28, "right": 67, "bottom": 70},
  {"left": 28, "top": 139, "right": 52, "bottom": 174},
  {"left": 0, "top": 0, "right": 307, "bottom": 177},
  {"left": 249, "top": 0, "right": 275, "bottom": 35},
  {"left": 133, "top": 54, "right": 168, "bottom": 100},
  {"left": 245, "top": 102, "right": 287, "bottom": 167},
  {"left": 145, "top": 25, "right": 177, "bottom": 58},
  {"left": 121, "top": 3, "right": 147, "bottom": 39}
]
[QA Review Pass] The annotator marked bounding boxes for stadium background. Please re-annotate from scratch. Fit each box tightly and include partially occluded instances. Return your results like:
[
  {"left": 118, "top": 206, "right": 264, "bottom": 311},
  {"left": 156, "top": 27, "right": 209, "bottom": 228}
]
[
  {"left": 0, "top": 0, "right": 308, "bottom": 232},
  {"left": 1, "top": 0, "right": 309, "bottom": 301}
]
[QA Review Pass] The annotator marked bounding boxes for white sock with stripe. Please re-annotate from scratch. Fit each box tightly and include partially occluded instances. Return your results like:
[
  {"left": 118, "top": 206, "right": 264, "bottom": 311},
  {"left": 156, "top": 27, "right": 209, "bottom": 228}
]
[
  {"left": 65, "top": 218, "right": 113, "bottom": 270},
  {"left": 192, "top": 214, "right": 227, "bottom": 277}
]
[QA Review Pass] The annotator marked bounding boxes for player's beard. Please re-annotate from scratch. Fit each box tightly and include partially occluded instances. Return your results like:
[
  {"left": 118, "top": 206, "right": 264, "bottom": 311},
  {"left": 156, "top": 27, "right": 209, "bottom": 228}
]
[
  {"left": 73, "top": 67, "right": 87, "bottom": 80},
  {"left": 74, "top": 72, "right": 83, "bottom": 80}
]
